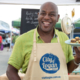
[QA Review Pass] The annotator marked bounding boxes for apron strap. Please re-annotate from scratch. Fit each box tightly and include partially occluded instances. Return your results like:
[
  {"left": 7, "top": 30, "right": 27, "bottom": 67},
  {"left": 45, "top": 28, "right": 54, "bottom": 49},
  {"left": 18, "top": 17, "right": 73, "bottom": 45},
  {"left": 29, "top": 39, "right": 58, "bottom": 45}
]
[
  {"left": 33, "top": 29, "right": 60, "bottom": 61},
  {"left": 33, "top": 29, "right": 37, "bottom": 61},
  {"left": 55, "top": 31, "right": 60, "bottom": 43}
]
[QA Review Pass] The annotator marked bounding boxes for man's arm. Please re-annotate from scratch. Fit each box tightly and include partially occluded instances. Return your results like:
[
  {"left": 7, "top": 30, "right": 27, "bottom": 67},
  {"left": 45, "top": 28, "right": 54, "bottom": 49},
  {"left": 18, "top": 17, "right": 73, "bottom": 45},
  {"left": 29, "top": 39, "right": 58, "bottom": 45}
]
[
  {"left": 67, "top": 59, "right": 79, "bottom": 73},
  {"left": 6, "top": 64, "right": 21, "bottom": 80},
  {"left": 67, "top": 47, "right": 80, "bottom": 73}
]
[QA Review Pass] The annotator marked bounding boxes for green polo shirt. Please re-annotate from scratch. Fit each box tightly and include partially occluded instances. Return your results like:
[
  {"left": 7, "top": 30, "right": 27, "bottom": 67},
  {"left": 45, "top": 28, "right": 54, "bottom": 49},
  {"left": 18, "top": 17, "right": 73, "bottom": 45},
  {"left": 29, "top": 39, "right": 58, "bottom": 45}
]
[{"left": 8, "top": 28, "right": 74, "bottom": 73}]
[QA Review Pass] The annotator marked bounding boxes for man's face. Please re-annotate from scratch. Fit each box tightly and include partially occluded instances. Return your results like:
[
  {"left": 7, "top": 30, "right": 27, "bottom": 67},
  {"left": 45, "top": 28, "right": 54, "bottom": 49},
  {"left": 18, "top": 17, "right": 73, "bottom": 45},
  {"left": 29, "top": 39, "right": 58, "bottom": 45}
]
[{"left": 38, "top": 3, "right": 59, "bottom": 32}]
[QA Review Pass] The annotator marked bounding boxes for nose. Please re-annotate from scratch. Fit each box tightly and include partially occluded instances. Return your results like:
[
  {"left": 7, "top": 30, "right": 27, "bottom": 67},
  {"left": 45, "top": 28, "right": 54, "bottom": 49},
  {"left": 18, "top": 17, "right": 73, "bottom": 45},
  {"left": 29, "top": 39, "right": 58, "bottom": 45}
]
[{"left": 44, "top": 14, "right": 50, "bottom": 20}]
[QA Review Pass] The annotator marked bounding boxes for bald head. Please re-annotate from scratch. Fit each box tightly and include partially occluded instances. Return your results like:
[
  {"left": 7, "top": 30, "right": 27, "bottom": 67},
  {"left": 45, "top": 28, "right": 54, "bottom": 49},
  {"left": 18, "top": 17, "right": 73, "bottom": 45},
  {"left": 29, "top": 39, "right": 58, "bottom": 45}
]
[
  {"left": 38, "top": 2, "right": 60, "bottom": 33},
  {"left": 40, "top": 2, "right": 58, "bottom": 14}
]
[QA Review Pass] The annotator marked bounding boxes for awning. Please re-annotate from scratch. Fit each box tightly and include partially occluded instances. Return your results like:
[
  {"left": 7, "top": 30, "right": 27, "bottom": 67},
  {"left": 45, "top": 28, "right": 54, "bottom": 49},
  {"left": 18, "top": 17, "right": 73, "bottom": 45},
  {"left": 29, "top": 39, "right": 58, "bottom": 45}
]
[
  {"left": 74, "top": 19, "right": 80, "bottom": 28},
  {"left": 0, "top": 32, "right": 4, "bottom": 35},
  {"left": 0, "top": 20, "right": 11, "bottom": 33},
  {"left": 0, "top": 30, "right": 10, "bottom": 33},
  {"left": 12, "top": 18, "right": 21, "bottom": 27},
  {"left": 11, "top": 27, "right": 20, "bottom": 34},
  {"left": 55, "top": 19, "right": 61, "bottom": 28}
]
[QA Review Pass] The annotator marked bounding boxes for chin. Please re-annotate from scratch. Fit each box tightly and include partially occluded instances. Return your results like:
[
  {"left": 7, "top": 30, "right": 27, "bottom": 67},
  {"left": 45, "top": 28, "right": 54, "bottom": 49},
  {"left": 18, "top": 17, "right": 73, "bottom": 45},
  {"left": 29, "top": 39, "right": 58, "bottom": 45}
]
[
  {"left": 42, "top": 28, "right": 52, "bottom": 33},
  {"left": 39, "top": 25, "right": 52, "bottom": 32}
]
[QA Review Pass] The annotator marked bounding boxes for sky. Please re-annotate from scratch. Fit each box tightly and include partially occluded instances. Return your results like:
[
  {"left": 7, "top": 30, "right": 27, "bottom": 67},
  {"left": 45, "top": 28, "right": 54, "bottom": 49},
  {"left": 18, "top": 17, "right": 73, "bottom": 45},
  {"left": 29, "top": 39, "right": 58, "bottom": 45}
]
[{"left": 0, "top": 4, "right": 80, "bottom": 29}]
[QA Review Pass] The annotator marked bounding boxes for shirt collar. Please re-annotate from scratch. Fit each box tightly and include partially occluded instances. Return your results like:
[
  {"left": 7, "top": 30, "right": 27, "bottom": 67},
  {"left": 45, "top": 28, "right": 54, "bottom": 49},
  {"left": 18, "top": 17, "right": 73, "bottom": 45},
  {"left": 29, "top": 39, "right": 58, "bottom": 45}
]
[{"left": 36, "top": 27, "right": 57, "bottom": 40}]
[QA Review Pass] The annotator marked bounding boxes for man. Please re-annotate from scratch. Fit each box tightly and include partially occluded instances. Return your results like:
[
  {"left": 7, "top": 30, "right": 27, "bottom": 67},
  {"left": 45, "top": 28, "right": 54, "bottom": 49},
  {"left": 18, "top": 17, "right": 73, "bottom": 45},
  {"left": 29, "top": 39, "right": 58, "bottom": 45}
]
[
  {"left": 0, "top": 34, "right": 2, "bottom": 50},
  {"left": 6, "top": 2, "right": 80, "bottom": 80},
  {"left": 6, "top": 34, "right": 11, "bottom": 51}
]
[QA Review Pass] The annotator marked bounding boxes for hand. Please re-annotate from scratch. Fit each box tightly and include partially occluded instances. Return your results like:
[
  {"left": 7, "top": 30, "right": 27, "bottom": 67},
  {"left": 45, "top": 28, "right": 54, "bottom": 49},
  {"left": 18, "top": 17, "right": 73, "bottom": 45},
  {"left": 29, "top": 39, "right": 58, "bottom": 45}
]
[
  {"left": 74, "top": 47, "right": 80, "bottom": 58},
  {"left": 77, "top": 47, "right": 80, "bottom": 51}
]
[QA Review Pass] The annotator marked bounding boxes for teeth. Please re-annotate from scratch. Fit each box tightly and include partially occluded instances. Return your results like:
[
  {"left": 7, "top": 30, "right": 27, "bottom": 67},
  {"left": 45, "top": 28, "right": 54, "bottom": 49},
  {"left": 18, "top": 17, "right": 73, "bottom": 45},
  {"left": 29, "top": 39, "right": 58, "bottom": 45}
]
[{"left": 43, "top": 22, "right": 50, "bottom": 25}]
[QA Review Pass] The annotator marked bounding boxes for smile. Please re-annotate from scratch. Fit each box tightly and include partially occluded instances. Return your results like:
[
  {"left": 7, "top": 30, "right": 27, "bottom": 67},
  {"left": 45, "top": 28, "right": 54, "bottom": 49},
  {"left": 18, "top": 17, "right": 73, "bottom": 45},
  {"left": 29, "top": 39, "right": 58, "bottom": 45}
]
[{"left": 42, "top": 22, "right": 51, "bottom": 27}]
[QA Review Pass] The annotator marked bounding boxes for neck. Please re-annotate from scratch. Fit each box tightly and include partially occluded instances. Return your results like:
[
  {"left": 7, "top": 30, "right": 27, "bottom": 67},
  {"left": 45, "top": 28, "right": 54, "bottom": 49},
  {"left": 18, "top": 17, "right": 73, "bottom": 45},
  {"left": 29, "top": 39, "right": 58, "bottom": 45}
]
[
  {"left": 38, "top": 27, "right": 54, "bottom": 36},
  {"left": 37, "top": 27, "right": 55, "bottom": 43}
]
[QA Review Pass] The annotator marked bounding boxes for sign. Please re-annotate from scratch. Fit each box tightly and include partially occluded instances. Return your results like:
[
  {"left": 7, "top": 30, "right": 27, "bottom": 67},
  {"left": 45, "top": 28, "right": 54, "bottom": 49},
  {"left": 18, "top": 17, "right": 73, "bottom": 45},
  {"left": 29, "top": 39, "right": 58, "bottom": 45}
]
[
  {"left": 20, "top": 9, "right": 39, "bottom": 34},
  {"left": 40, "top": 53, "right": 60, "bottom": 74},
  {"left": 76, "top": 0, "right": 80, "bottom": 2}
]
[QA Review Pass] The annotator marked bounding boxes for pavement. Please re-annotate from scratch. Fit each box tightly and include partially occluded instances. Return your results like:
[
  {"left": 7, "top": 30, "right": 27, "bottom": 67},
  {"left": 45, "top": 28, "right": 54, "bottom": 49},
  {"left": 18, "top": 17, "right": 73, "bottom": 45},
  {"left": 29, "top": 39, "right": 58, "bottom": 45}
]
[{"left": 0, "top": 48, "right": 12, "bottom": 75}]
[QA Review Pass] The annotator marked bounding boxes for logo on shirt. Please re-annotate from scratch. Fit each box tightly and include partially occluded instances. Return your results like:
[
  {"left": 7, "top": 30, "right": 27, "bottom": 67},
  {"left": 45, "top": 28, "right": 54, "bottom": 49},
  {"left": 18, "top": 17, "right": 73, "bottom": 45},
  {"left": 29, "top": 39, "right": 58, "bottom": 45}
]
[{"left": 39, "top": 53, "right": 60, "bottom": 74}]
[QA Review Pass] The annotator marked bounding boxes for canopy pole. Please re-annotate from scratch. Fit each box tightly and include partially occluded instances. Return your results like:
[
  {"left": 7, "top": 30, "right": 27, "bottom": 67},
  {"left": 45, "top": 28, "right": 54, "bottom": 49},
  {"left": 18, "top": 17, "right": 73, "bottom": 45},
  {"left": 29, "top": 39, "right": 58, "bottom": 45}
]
[{"left": 9, "top": 27, "right": 12, "bottom": 52}]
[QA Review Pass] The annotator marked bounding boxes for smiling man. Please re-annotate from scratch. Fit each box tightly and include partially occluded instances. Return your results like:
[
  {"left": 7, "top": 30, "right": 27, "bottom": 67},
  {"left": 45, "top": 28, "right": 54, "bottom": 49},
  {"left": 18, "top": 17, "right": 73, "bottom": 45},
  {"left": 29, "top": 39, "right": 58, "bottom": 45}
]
[
  {"left": 6, "top": 2, "right": 80, "bottom": 80},
  {"left": 38, "top": 2, "right": 59, "bottom": 32},
  {"left": 37, "top": 2, "right": 59, "bottom": 43}
]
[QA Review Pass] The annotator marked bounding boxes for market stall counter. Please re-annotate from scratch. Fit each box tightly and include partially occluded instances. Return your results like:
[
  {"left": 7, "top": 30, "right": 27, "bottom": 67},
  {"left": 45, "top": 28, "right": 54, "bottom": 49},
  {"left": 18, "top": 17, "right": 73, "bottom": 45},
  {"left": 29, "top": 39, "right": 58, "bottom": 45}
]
[{"left": 0, "top": 73, "right": 80, "bottom": 80}]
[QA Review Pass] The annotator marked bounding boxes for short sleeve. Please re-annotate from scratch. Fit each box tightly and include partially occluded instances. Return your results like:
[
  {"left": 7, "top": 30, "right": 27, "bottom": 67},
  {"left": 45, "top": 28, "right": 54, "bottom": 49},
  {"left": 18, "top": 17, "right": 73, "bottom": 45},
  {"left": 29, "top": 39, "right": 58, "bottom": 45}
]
[
  {"left": 63, "top": 33, "right": 74, "bottom": 63},
  {"left": 8, "top": 37, "right": 24, "bottom": 70},
  {"left": 57, "top": 30, "right": 74, "bottom": 63}
]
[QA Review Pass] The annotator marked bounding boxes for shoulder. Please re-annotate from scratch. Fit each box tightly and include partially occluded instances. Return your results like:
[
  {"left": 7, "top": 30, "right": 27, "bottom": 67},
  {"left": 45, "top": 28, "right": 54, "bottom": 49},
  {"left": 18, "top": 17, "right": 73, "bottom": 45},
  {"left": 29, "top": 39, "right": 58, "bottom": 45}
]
[
  {"left": 16, "top": 29, "right": 35, "bottom": 43},
  {"left": 55, "top": 29, "right": 69, "bottom": 41}
]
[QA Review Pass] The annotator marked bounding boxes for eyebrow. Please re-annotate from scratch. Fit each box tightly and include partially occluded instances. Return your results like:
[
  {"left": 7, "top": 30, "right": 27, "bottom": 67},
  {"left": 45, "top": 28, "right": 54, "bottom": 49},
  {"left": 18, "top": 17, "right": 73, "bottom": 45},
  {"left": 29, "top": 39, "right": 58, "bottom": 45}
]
[
  {"left": 50, "top": 11, "right": 56, "bottom": 13},
  {"left": 41, "top": 10, "right": 45, "bottom": 12},
  {"left": 41, "top": 10, "right": 56, "bottom": 13}
]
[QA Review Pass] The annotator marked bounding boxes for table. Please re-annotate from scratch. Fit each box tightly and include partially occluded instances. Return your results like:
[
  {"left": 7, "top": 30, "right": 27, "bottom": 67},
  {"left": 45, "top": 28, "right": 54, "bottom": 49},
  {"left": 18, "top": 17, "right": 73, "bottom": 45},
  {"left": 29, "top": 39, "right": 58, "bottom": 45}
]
[
  {"left": 0, "top": 73, "right": 80, "bottom": 80},
  {"left": 72, "top": 70, "right": 80, "bottom": 75}
]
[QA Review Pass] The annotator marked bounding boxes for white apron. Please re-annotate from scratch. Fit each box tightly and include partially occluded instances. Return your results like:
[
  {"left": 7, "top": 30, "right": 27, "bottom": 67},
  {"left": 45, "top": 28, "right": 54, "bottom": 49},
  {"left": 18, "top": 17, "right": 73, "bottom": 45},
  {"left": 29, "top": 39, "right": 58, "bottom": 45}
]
[{"left": 23, "top": 29, "right": 69, "bottom": 80}]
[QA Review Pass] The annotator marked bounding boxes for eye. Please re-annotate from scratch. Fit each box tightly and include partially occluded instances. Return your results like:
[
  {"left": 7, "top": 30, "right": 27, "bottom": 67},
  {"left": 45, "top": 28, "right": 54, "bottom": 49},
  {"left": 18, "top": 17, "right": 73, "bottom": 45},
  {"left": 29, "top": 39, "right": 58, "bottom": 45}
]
[
  {"left": 49, "top": 14, "right": 56, "bottom": 17},
  {"left": 40, "top": 13, "right": 46, "bottom": 16}
]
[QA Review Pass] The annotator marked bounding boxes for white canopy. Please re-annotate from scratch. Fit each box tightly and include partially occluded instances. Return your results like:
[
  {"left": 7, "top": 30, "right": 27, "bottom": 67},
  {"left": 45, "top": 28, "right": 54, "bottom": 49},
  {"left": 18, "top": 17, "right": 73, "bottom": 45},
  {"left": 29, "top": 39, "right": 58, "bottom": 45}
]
[
  {"left": 0, "top": 0, "right": 80, "bottom": 5},
  {"left": 0, "top": 20, "right": 11, "bottom": 34},
  {"left": 11, "top": 27, "right": 20, "bottom": 34},
  {"left": 0, "top": 20, "right": 10, "bottom": 31},
  {"left": 0, "top": 32, "right": 4, "bottom": 35}
]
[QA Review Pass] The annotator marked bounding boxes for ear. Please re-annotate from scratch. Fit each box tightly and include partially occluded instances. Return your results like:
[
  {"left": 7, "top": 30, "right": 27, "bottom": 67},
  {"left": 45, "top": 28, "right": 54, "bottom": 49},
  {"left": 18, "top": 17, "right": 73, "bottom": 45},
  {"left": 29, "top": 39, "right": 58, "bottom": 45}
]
[
  {"left": 57, "top": 14, "right": 60, "bottom": 22},
  {"left": 38, "top": 12, "right": 39, "bottom": 16}
]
